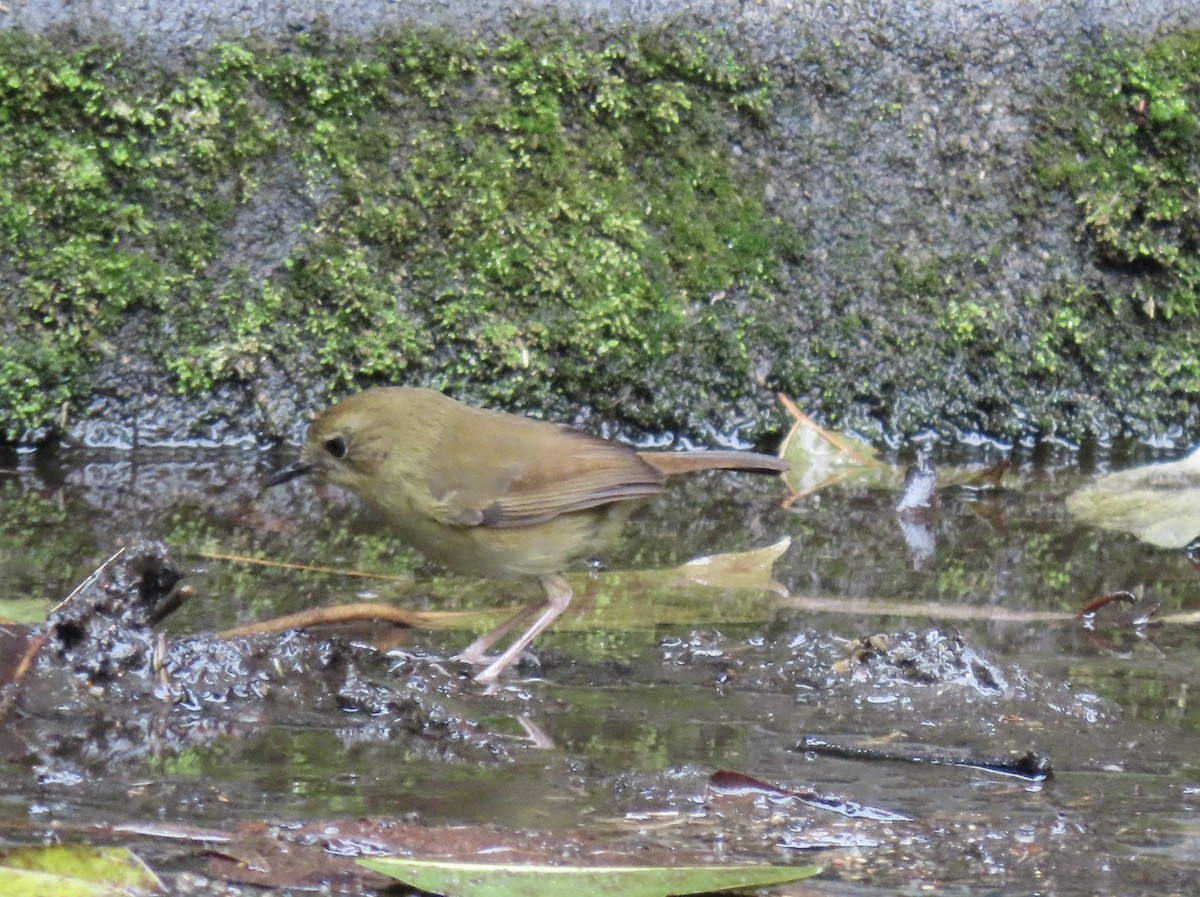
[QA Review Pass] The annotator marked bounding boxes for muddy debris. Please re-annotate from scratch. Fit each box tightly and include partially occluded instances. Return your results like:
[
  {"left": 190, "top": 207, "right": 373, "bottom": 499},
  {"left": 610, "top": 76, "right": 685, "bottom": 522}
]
[
  {"left": 657, "top": 627, "right": 1108, "bottom": 723},
  {"left": 7, "top": 542, "right": 512, "bottom": 776}
]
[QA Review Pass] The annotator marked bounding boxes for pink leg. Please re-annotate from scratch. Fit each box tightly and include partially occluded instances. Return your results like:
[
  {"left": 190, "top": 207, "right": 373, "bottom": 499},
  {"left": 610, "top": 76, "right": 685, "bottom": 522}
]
[
  {"left": 453, "top": 599, "right": 543, "bottom": 666},
  {"left": 473, "top": 574, "right": 573, "bottom": 684}
]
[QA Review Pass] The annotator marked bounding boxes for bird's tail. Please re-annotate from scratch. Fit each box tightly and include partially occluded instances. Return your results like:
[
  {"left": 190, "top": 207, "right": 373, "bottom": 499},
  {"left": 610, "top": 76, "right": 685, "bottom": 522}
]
[{"left": 637, "top": 449, "right": 789, "bottom": 477}]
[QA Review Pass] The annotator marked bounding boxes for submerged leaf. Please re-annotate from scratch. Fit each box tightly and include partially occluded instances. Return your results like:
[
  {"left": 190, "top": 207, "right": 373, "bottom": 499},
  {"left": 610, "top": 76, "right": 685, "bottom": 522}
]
[
  {"left": 222, "top": 539, "right": 794, "bottom": 643},
  {"left": 416, "top": 541, "right": 795, "bottom": 634},
  {"left": 675, "top": 537, "right": 791, "bottom": 593},
  {"left": 0, "top": 845, "right": 163, "bottom": 896},
  {"left": 358, "top": 857, "right": 820, "bottom": 897},
  {"left": 1066, "top": 446, "right": 1200, "bottom": 548}
]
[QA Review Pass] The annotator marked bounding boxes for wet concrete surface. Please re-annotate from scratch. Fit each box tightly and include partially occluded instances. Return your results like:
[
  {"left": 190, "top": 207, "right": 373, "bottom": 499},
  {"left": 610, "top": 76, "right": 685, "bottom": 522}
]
[{"left": 2, "top": 1, "right": 1193, "bottom": 56}]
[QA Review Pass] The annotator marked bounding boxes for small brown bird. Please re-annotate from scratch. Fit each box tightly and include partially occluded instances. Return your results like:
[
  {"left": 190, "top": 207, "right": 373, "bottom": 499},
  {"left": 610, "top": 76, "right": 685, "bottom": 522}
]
[{"left": 266, "top": 387, "right": 788, "bottom": 684}]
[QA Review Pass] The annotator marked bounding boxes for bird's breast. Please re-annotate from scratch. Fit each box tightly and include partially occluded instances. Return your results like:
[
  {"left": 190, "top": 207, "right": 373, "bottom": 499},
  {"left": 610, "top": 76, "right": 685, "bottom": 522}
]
[{"left": 380, "top": 503, "right": 631, "bottom": 579}]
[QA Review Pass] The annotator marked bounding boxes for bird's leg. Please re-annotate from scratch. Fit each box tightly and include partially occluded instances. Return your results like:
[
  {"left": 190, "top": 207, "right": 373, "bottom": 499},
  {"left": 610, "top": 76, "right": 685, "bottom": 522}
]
[
  {"left": 453, "top": 599, "right": 544, "bottom": 666},
  {"left": 472, "top": 573, "right": 573, "bottom": 685}
]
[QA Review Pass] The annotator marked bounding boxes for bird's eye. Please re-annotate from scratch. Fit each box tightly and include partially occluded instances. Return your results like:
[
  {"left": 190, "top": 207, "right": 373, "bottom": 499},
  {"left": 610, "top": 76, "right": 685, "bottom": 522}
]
[{"left": 324, "top": 435, "right": 348, "bottom": 459}]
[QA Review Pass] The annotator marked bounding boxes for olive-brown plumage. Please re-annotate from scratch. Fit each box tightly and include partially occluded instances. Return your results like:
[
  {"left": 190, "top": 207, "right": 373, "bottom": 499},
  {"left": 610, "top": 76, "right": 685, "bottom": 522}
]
[{"left": 267, "top": 387, "right": 787, "bottom": 683}]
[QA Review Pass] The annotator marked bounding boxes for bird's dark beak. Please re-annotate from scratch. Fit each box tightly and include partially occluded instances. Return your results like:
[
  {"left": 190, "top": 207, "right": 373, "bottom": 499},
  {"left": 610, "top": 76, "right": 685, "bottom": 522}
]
[{"left": 264, "top": 461, "right": 316, "bottom": 488}]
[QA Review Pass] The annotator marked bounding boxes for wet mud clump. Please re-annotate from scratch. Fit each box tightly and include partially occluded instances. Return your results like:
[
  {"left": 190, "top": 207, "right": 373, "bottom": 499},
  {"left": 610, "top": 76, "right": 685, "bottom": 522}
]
[
  {"left": 6, "top": 542, "right": 510, "bottom": 779},
  {"left": 46, "top": 542, "right": 186, "bottom": 689}
]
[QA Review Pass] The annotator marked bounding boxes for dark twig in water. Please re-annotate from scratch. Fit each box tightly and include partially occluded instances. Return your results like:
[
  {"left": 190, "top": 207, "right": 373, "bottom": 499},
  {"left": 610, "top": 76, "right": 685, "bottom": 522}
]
[
  {"left": 1076, "top": 588, "right": 1159, "bottom": 628},
  {"left": 795, "top": 736, "right": 1052, "bottom": 781},
  {"left": 708, "top": 768, "right": 910, "bottom": 822},
  {"left": 1077, "top": 590, "right": 1140, "bottom": 617}
]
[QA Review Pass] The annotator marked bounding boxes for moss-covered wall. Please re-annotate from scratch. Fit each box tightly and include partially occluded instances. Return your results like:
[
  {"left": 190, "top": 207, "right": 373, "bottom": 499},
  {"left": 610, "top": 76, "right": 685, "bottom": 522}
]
[
  {"left": 0, "top": 8, "right": 1198, "bottom": 449},
  {"left": 0, "top": 23, "right": 793, "bottom": 443}
]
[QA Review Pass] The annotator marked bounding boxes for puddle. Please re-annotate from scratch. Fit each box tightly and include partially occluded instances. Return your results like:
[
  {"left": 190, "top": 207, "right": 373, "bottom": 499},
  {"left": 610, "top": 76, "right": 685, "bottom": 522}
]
[{"left": 1, "top": 446, "right": 1198, "bottom": 893}]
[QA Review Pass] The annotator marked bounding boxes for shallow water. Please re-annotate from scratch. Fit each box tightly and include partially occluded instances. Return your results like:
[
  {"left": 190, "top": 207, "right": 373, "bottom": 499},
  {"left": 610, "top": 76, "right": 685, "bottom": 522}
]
[{"left": 1, "top": 444, "right": 1198, "bottom": 893}]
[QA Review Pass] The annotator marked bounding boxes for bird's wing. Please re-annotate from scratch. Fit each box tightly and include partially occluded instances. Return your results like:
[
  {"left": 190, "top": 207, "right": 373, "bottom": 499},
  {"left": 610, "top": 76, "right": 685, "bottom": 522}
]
[{"left": 428, "top": 424, "right": 665, "bottom": 529}]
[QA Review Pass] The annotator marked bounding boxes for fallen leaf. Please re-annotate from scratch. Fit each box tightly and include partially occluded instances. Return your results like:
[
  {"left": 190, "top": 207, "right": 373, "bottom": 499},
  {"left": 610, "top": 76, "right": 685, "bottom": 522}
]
[
  {"left": 0, "top": 598, "right": 56, "bottom": 625},
  {"left": 675, "top": 537, "right": 791, "bottom": 593},
  {"left": 358, "top": 857, "right": 820, "bottom": 897},
  {"left": 1066, "top": 446, "right": 1200, "bottom": 548},
  {"left": 0, "top": 845, "right": 163, "bottom": 896},
  {"left": 776, "top": 395, "right": 1012, "bottom": 500},
  {"left": 777, "top": 394, "right": 890, "bottom": 498}
]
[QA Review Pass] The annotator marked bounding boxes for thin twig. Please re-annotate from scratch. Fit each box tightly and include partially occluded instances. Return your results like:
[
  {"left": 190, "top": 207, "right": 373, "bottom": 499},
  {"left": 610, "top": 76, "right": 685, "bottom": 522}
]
[
  {"left": 217, "top": 602, "right": 435, "bottom": 638},
  {"left": 50, "top": 546, "right": 127, "bottom": 616},
  {"left": 780, "top": 593, "right": 1199, "bottom": 627},
  {"left": 192, "top": 550, "right": 411, "bottom": 582}
]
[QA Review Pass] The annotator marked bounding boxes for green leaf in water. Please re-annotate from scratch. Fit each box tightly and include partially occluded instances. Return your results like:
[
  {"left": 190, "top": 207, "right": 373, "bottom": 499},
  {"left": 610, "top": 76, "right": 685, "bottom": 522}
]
[
  {"left": 675, "top": 537, "right": 791, "bottom": 592},
  {"left": 0, "top": 845, "right": 163, "bottom": 896},
  {"left": 358, "top": 858, "right": 820, "bottom": 897},
  {"left": 410, "top": 540, "right": 795, "bottom": 635}
]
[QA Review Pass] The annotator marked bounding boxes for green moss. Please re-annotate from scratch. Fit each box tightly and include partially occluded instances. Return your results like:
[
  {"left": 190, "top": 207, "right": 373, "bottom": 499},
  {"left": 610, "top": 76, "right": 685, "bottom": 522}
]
[
  {"left": 250, "top": 24, "right": 780, "bottom": 422},
  {"left": 769, "top": 24, "right": 1200, "bottom": 441},
  {"left": 0, "top": 33, "right": 276, "bottom": 438},
  {"left": 1036, "top": 30, "right": 1200, "bottom": 319},
  {"left": 0, "top": 21, "right": 788, "bottom": 440}
]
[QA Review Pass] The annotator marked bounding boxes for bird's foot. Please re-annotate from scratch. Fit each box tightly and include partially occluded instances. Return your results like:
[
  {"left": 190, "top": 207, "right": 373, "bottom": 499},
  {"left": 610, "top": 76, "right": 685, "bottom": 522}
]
[
  {"left": 453, "top": 648, "right": 541, "bottom": 685},
  {"left": 451, "top": 645, "right": 494, "bottom": 667}
]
